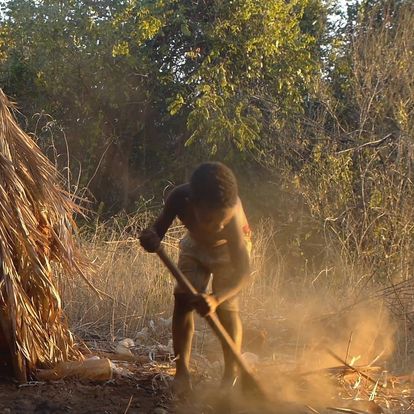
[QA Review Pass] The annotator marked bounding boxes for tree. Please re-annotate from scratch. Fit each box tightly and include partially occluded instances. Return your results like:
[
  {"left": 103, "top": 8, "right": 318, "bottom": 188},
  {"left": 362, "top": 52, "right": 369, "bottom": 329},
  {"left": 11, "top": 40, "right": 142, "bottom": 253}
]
[
  {"left": 0, "top": 0, "right": 328, "bottom": 212},
  {"left": 115, "top": 0, "right": 324, "bottom": 155}
]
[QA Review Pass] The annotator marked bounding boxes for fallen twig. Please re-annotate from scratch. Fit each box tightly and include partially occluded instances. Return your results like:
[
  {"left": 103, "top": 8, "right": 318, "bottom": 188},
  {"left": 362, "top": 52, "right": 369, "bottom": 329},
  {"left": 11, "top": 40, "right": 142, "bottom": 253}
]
[
  {"left": 325, "top": 349, "right": 382, "bottom": 388},
  {"left": 123, "top": 395, "right": 133, "bottom": 414}
]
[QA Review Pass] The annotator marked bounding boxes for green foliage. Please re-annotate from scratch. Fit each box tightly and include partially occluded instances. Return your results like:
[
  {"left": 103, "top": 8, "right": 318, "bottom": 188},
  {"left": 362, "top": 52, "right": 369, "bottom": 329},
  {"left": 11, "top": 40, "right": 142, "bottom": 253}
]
[
  {"left": 182, "top": 0, "right": 318, "bottom": 152},
  {"left": 111, "top": 0, "right": 323, "bottom": 153},
  {"left": 294, "top": 0, "right": 414, "bottom": 281},
  {"left": 0, "top": 0, "right": 327, "bottom": 209},
  {"left": 1, "top": 0, "right": 414, "bottom": 286},
  {"left": 0, "top": 0, "right": 168, "bottom": 209},
  {"left": 296, "top": 145, "right": 354, "bottom": 218}
]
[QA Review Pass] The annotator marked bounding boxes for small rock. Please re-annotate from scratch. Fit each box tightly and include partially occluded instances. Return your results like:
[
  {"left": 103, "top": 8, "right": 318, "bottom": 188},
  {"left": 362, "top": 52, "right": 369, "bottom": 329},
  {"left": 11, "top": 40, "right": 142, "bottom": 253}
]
[
  {"left": 242, "top": 352, "right": 259, "bottom": 368},
  {"left": 118, "top": 338, "right": 135, "bottom": 348},
  {"left": 135, "top": 327, "right": 149, "bottom": 344},
  {"left": 159, "top": 317, "right": 172, "bottom": 328},
  {"left": 156, "top": 339, "right": 173, "bottom": 355},
  {"left": 115, "top": 338, "right": 135, "bottom": 355}
]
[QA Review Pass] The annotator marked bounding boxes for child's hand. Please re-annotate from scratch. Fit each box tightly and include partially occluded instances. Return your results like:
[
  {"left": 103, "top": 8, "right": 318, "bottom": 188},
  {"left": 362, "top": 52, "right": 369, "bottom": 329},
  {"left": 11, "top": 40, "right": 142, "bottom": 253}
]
[
  {"left": 139, "top": 228, "right": 161, "bottom": 252},
  {"left": 193, "top": 294, "right": 219, "bottom": 316}
]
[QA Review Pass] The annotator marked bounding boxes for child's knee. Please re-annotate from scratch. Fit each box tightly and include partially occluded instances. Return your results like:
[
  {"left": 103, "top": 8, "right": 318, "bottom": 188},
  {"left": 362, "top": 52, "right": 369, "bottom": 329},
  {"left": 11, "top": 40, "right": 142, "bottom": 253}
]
[
  {"left": 216, "top": 296, "right": 240, "bottom": 313},
  {"left": 216, "top": 308, "right": 241, "bottom": 326}
]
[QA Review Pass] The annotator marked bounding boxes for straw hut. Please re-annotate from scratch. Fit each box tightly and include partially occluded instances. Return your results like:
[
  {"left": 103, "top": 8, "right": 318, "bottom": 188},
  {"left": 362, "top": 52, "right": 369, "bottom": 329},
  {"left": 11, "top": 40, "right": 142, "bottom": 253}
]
[{"left": 0, "top": 90, "right": 87, "bottom": 381}]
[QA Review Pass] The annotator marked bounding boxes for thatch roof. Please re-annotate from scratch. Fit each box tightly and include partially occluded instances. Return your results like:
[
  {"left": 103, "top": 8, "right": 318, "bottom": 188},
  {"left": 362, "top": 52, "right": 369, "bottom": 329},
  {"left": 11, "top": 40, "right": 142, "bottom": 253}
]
[{"left": 0, "top": 90, "right": 87, "bottom": 380}]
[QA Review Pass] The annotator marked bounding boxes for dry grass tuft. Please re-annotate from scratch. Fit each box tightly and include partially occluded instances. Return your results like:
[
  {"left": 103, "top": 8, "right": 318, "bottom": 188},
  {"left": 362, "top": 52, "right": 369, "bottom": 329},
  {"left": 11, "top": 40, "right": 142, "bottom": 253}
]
[{"left": 0, "top": 90, "right": 90, "bottom": 377}]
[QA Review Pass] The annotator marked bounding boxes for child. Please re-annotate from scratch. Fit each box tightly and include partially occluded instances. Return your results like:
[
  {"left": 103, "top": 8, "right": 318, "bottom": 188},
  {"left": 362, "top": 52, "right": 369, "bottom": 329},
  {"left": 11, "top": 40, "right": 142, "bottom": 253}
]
[{"left": 139, "top": 162, "right": 251, "bottom": 394}]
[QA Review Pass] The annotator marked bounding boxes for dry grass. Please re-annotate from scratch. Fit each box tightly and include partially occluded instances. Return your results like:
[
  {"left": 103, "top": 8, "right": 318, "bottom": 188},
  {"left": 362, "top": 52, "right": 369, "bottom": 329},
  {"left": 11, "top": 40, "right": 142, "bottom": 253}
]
[
  {"left": 56, "top": 211, "right": 414, "bottom": 367},
  {"left": 0, "top": 90, "right": 90, "bottom": 378},
  {"left": 58, "top": 213, "right": 396, "bottom": 337},
  {"left": 58, "top": 214, "right": 286, "bottom": 340},
  {"left": 59, "top": 213, "right": 175, "bottom": 341}
]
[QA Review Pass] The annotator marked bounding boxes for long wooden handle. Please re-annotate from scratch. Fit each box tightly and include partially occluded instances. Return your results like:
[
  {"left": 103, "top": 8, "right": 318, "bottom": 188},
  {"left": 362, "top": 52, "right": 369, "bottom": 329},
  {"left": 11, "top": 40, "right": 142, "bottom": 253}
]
[
  {"left": 156, "top": 246, "right": 265, "bottom": 395},
  {"left": 157, "top": 247, "right": 198, "bottom": 296}
]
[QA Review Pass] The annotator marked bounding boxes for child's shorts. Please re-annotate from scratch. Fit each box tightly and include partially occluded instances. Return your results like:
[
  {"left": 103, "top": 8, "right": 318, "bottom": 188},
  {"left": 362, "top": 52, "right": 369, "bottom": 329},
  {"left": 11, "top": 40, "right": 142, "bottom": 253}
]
[{"left": 175, "top": 233, "right": 252, "bottom": 312}]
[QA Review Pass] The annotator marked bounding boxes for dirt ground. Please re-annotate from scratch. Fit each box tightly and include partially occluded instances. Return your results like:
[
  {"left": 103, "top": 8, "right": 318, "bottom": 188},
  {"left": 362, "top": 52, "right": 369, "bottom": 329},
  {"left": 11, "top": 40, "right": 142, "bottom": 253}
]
[
  {"left": 0, "top": 367, "right": 267, "bottom": 414},
  {"left": 0, "top": 371, "right": 171, "bottom": 414},
  {"left": 2, "top": 310, "right": 414, "bottom": 414},
  {"left": 2, "top": 355, "right": 413, "bottom": 414}
]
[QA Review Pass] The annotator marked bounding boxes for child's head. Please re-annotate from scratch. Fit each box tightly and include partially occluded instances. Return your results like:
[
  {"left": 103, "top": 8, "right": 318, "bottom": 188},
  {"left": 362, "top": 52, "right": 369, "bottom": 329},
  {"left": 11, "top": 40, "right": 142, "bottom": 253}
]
[{"left": 190, "top": 162, "right": 238, "bottom": 232}]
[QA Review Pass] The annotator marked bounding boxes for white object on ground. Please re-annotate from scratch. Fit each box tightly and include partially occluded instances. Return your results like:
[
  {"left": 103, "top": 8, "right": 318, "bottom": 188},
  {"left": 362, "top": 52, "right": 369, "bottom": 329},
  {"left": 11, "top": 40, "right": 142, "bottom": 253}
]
[
  {"left": 242, "top": 352, "right": 260, "bottom": 368},
  {"left": 115, "top": 338, "right": 135, "bottom": 356}
]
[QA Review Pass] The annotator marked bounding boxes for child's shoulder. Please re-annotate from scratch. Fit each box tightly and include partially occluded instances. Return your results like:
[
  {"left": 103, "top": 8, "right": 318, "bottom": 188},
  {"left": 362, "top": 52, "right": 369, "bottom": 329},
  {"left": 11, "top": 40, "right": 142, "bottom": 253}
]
[
  {"left": 167, "top": 183, "right": 190, "bottom": 201},
  {"left": 164, "top": 183, "right": 191, "bottom": 211}
]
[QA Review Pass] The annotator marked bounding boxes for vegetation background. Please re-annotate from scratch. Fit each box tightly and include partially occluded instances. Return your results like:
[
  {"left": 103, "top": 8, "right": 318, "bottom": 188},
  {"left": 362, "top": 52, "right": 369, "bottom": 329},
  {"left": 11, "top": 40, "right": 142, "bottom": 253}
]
[{"left": 0, "top": 0, "right": 413, "bottom": 370}]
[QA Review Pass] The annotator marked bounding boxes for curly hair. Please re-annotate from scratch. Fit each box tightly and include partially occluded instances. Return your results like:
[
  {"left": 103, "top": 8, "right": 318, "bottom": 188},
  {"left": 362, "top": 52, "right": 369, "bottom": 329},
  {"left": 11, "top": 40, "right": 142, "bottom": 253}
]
[{"left": 189, "top": 162, "right": 238, "bottom": 208}]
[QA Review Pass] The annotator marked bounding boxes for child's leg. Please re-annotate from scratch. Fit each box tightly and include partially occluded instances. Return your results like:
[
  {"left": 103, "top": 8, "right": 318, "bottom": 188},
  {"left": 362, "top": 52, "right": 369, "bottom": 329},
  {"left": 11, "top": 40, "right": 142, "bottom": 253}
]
[
  {"left": 216, "top": 307, "right": 242, "bottom": 384},
  {"left": 174, "top": 235, "right": 210, "bottom": 390},
  {"left": 172, "top": 293, "right": 194, "bottom": 386},
  {"left": 210, "top": 252, "right": 244, "bottom": 385}
]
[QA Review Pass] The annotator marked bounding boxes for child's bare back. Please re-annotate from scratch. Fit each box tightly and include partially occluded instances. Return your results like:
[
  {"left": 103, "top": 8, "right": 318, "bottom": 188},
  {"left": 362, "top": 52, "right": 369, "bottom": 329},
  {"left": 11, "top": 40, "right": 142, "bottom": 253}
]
[{"left": 151, "top": 183, "right": 250, "bottom": 246}]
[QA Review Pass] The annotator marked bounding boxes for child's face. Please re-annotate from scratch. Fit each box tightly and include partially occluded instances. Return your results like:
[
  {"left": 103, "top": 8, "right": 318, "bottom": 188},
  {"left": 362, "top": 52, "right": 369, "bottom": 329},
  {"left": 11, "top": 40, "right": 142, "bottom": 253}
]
[{"left": 193, "top": 204, "right": 235, "bottom": 233}]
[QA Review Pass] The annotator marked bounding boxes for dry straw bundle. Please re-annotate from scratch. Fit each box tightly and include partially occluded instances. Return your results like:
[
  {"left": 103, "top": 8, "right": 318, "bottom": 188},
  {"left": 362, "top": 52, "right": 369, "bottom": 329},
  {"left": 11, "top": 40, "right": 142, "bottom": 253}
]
[{"left": 0, "top": 90, "right": 88, "bottom": 381}]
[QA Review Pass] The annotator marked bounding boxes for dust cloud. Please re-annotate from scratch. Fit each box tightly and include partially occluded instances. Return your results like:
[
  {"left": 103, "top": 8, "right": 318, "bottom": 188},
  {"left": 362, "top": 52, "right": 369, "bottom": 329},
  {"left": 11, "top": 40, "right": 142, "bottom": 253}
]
[
  {"left": 254, "top": 295, "right": 396, "bottom": 409},
  {"left": 175, "top": 294, "right": 396, "bottom": 413}
]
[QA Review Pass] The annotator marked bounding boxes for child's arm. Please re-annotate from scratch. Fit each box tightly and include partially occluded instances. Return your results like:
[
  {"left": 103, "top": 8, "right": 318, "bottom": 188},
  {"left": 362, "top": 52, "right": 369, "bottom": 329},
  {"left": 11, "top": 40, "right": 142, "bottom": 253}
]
[{"left": 139, "top": 188, "right": 180, "bottom": 252}]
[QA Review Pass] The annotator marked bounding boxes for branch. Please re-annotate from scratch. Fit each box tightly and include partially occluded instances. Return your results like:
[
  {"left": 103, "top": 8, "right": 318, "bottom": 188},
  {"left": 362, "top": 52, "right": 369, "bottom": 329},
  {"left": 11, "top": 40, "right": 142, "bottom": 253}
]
[{"left": 336, "top": 133, "right": 393, "bottom": 155}]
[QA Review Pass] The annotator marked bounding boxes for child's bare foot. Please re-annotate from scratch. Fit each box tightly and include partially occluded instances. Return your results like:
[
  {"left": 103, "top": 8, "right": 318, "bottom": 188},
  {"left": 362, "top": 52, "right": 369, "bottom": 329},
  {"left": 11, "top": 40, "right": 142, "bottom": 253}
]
[{"left": 172, "top": 373, "right": 193, "bottom": 398}]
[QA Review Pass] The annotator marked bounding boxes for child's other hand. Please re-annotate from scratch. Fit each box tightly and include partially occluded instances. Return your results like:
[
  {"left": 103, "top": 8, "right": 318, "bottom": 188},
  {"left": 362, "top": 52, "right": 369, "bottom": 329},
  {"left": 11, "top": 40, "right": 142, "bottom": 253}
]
[
  {"left": 193, "top": 294, "right": 219, "bottom": 316},
  {"left": 139, "top": 228, "right": 161, "bottom": 252}
]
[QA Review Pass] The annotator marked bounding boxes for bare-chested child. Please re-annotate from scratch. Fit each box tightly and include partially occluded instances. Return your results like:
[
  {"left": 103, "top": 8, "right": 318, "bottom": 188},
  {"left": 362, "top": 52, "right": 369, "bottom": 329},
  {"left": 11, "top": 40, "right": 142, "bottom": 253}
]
[{"left": 139, "top": 162, "right": 252, "bottom": 394}]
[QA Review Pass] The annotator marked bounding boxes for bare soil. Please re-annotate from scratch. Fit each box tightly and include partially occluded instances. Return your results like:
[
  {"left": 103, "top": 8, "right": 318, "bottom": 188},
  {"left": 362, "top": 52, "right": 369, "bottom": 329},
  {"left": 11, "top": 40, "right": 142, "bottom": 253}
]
[
  {"left": 1, "top": 313, "right": 414, "bottom": 414},
  {"left": 0, "top": 370, "right": 171, "bottom": 414}
]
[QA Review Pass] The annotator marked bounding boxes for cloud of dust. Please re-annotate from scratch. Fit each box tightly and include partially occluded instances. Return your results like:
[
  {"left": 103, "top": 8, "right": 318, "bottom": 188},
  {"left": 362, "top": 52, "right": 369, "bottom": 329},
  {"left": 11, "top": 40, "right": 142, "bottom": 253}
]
[
  {"left": 175, "top": 296, "right": 396, "bottom": 413},
  {"left": 253, "top": 295, "right": 396, "bottom": 409}
]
